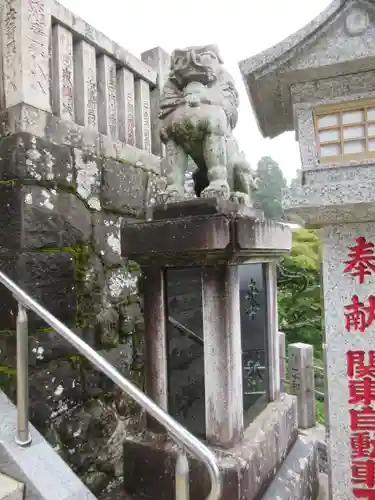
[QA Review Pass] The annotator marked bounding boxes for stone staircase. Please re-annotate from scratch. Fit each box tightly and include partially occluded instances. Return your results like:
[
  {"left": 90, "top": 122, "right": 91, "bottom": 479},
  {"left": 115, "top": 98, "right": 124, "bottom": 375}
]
[{"left": 0, "top": 473, "right": 24, "bottom": 500}]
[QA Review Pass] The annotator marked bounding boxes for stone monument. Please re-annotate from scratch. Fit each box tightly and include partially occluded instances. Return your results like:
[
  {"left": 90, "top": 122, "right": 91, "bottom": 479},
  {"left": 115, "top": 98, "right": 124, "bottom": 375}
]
[
  {"left": 121, "top": 44, "right": 318, "bottom": 500},
  {"left": 239, "top": 1, "right": 375, "bottom": 498}
]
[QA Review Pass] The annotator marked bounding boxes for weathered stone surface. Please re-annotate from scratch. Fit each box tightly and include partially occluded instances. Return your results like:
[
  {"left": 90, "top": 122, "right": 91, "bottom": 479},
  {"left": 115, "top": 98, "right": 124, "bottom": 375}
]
[
  {"left": 122, "top": 211, "right": 291, "bottom": 267},
  {"left": 159, "top": 44, "right": 256, "bottom": 204},
  {"left": 0, "top": 391, "right": 97, "bottom": 500},
  {"left": 0, "top": 328, "right": 95, "bottom": 370},
  {"left": 134, "top": 79, "right": 151, "bottom": 152},
  {"left": 0, "top": 185, "right": 92, "bottom": 250},
  {"left": 97, "top": 55, "right": 118, "bottom": 139},
  {"left": 146, "top": 172, "right": 167, "bottom": 207},
  {"left": 73, "top": 40, "right": 98, "bottom": 130},
  {"left": 0, "top": 132, "right": 74, "bottom": 187},
  {"left": 0, "top": 104, "right": 162, "bottom": 174},
  {"left": 1, "top": 0, "right": 51, "bottom": 112},
  {"left": 117, "top": 67, "right": 136, "bottom": 146},
  {"left": 101, "top": 159, "right": 149, "bottom": 213},
  {"left": 288, "top": 343, "right": 316, "bottom": 429},
  {"left": 52, "top": 25, "right": 75, "bottom": 122},
  {"left": 123, "top": 395, "right": 298, "bottom": 500},
  {"left": 0, "top": 251, "right": 77, "bottom": 330},
  {"left": 262, "top": 436, "right": 319, "bottom": 500},
  {"left": 92, "top": 213, "right": 123, "bottom": 266},
  {"left": 73, "top": 149, "right": 102, "bottom": 210}
]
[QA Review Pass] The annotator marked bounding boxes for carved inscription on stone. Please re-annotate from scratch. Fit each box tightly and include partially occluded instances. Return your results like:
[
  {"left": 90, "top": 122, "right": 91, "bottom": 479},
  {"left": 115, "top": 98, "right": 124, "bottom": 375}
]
[
  {"left": 52, "top": 25, "right": 74, "bottom": 120},
  {"left": 135, "top": 79, "right": 151, "bottom": 152},
  {"left": 59, "top": 30, "right": 74, "bottom": 120},
  {"left": 143, "top": 99, "right": 151, "bottom": 152},
  {"left": 74, "top": 40, "right": 97, "bottom": 129},
  {"left": 98, "top": 55, "right": 118, "bottom": 138},
  {"left": 117, "top": 68, "right": 136, "bottom": 145},
  {"left": 26, "top": 0, "right": 50, "bottom": 104},
  {"left": 127, "top": 90, "right": 135, "bottom": 145},
  {"left": 108, "top": 62, "right": 117, "bottom": 139},
  {"left": 3, "top": 0, "right": 17, "bottom": 96},
  {"left": 3, "top": 0, "right": 50, "bottom": 110}
]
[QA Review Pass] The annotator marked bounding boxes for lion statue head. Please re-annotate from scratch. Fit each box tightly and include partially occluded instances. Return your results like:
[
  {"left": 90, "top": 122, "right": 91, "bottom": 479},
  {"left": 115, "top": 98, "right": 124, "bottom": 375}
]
[{"left": 168, "top": 44, "right": 224, "bottom": 89}]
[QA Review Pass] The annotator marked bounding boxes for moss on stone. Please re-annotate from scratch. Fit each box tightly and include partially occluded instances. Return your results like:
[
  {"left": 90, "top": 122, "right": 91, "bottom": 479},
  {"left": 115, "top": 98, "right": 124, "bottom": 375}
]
[
  {"left": 40, "top": 245, "right": 95, "bottom": 329},
  {"left": 0, "top": 179, "right": 18, "bottom": 187}
]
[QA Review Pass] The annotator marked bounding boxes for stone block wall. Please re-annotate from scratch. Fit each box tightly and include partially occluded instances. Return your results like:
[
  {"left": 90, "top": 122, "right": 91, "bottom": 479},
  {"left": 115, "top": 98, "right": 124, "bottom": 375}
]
[{"left": 0, "top": 131, "right": 160, "bottom": 496}]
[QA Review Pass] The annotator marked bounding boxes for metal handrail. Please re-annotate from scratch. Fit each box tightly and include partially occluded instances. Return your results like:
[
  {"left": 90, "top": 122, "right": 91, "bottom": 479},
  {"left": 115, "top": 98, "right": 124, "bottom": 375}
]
[{"left": 0, "top": 270, "right": 221, "bottom": 500}]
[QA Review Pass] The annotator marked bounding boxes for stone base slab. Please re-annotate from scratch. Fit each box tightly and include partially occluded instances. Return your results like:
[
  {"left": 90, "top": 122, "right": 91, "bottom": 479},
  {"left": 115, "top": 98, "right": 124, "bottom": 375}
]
[
  {"left": 0, "top": 473, "right": 24, "bottom": 500},
  {"left": 122, "top": 199, "right": 292, "bottom": 266},
  {"left": 261, "top": 436, "right": 319, "bottom": 500},
  {"left": 122, "top": 395, "right": 298, "bottom": 500},
  {"left": 0, "top": 391, "right": 96, "bottom": 500}
]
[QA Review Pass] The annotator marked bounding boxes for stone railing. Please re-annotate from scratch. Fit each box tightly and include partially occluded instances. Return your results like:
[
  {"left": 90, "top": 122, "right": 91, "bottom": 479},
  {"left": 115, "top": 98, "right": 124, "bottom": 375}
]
[{"left": 0, "top": 0, "right": 170, "bottom": 160}]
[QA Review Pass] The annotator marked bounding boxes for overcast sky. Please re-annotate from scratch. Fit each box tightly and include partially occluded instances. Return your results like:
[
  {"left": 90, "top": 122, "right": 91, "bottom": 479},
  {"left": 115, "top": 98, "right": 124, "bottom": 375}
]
[{"left": 60, "top": 0, "right": 331, "bottom": 182}]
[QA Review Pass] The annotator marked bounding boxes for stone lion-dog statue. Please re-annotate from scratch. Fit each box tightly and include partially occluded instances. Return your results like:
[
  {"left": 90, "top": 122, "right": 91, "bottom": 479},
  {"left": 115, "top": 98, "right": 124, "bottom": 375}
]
[{"left": 158, "top": 44, "right": 257, "bottom": 205}]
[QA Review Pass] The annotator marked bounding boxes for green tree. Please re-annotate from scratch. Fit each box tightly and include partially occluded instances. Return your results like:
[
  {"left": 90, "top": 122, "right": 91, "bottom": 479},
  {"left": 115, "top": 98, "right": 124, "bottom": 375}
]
[
  {"left": 254, "top": 156, "right": 287, "bottom": 220},
  {"left": 277, "top": 228, "right": 323, "bottom": 358}
]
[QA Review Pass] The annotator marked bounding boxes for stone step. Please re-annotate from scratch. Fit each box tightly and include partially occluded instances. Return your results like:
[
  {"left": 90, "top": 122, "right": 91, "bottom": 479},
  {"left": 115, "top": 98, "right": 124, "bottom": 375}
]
[
  {"left": 261, "top": 436, "right": 319, "bottom": 500},
  {"left": 0, "top": 473, "right": 24, "bottom": 500}
]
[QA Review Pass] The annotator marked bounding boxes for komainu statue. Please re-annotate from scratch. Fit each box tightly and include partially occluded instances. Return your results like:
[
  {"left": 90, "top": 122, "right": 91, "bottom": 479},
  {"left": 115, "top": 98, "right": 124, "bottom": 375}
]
[{"left": 158, "top": 44, "right": 257, "bottom": 205}]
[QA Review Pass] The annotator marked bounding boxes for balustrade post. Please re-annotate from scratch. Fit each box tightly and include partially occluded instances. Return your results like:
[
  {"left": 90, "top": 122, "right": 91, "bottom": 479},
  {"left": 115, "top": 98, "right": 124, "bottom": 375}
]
[
  {"left": 1, "top": 0, "right": 51, "bottom": 112},
  {"left": 15, "top": 303, "right": 31, "bottom": 446},
  {"left": 175, "top": 453, "right": 189, "bottom": 500},
  {"left": 288, "top": 342, "right": 316, "bottom": 429},
  {"left": 141, "top": 47, "right": 171, "bottom": 157}
]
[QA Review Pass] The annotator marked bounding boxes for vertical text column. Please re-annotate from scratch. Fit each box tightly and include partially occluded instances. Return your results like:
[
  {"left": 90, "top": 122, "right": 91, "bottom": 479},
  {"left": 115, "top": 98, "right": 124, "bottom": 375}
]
[
  {"left": 135, "top": 79, "right": 151, "bottom": 153},
  {"left": 52, "top": 24, "right": 74, "bottom": 121},
  {"left": 2, "top": 0, "right": 51, "bottom": 111},
  {"left": 117, "top": 67, "right": 136, "bottom": 146},
  {"left": 141, "top": 47, "right": 170, "bottom": 157},
  {"left": 321, "top": 226, "right": 375, "bottom": 499},
  {"left": 73, "top": 40, "right": 98, "bottom": 130},
  {"left": 97, "top": 54, "right": 118, "bottom": 139}
]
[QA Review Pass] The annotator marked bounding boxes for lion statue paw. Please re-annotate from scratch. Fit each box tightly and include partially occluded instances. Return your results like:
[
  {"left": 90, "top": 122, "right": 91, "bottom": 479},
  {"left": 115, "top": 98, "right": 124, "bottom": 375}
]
[{"left": 201, "top": 180, "right": 231, "bottom": 200}]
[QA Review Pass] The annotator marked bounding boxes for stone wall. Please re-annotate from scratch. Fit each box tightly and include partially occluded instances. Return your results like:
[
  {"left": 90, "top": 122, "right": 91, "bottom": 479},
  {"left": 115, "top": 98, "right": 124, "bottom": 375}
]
[{"left": 0, "top": 131, "right": 161, "bottom": 497}]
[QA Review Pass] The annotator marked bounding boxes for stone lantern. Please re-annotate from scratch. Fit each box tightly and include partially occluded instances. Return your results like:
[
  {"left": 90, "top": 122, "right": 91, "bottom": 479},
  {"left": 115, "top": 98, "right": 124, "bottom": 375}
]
[{"left": 240, "top": 1, "right": 375, "bottom": 498}]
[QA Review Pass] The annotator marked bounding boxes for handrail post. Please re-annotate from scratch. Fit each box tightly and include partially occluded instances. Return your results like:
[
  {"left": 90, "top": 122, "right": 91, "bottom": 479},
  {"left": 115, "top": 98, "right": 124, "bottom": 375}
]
[
  {"left": 175, "top": 453, "right": 189, "bottom": 500},
  {"left": 15, "top": 303, "right": 31, "bottom": 446}
]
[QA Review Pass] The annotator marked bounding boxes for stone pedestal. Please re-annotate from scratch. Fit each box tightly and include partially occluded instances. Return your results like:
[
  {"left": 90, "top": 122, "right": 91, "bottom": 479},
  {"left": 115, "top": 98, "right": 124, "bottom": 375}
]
[
  {"left": 122, "top": 395, "right": 298, "bottom": 500},
  {"left": 121, "top": 198, "right": 293, "bottom": 499}
]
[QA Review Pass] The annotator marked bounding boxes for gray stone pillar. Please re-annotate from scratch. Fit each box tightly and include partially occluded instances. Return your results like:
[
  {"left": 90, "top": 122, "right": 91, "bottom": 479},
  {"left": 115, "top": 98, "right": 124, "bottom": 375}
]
[
  {"left": 51, "top": 24, "right": 74, "bottom": 122},
  {"left": 73, "top": 40, "right": 98, "bottom": 129},
  {"left": 202, "top": 264, "right": 244, "bottom": 448},
  {"left": 1, "top": 0, "right": 51, "bottom": 112},
  {"left": 97, "top": 55, "right": 118, "bottom": 139},
  {"left": 117, "top": 68, "right": 136, "bottom": 146},
  {"left": 134, "top": 79, "right": 152, "bottom": 153},
  {"left": 142, "top": 268, "right": 168, "bottom": 412},
  {"left": 288, "top": 342, "right": 316, "bottom": 429},
  {"left": 279, "top": 332, "right": 286, "bottom": 393},
  {"left": 265, "top": 262, "right": 280, "bottom": 401},
  {"left": 141, "top": 47, "right": 170, "bottom": 157}
]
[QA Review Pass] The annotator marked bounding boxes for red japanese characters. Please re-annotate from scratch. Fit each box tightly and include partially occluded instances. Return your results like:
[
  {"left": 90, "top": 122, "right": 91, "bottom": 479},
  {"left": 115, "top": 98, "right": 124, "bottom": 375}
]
[
  {"left": 345, "top": 236, "right": 375, "bottom": 497},
  {"left": 348, "top": 351, "right": 375, "bottom": 497},
  {"left": 345, "top": 237, "right": 375, "bottom": 284},
  {"left": 345, "top": 295, "right": 375, "bottom": 333}
]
